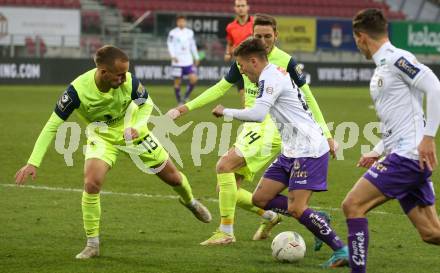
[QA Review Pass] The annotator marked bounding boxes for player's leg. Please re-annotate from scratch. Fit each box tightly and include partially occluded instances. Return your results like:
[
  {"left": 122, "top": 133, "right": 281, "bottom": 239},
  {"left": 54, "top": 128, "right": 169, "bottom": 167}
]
[
  {"left": 183, "top": 66, "right": 197, "bottom": 102},
  {"left": 401, "top": 181, "right": 440, "bottom": 245},
  {"left": 173, "top": 77, "right": 182, "bottom": 104},
  {"left": 341, "top": 177, "right": 389, "bottom": 272},
  {"left": 407, "top": 205, "right": 440, "bottom": 245},
  {"left": 200, "top": 147, "right": 245, "bottom": 245},
  {"left": 171, "top": 66, "right": 183, "bottom": 104},
  {"left": 76, "top": 139, "right": 116, "bottom": 259},
  {"left": 133, "top": 133, "right": 211, "bottom": 223}
]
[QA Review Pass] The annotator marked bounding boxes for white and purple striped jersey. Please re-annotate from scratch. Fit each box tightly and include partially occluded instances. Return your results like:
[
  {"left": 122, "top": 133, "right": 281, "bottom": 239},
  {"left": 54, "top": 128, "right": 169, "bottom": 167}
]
[
  {"left": 370, "top": 42, "right": 440, "bottom": 160},
  {"left": 167, "top": 27, "right": 199, "bottom": 67}
]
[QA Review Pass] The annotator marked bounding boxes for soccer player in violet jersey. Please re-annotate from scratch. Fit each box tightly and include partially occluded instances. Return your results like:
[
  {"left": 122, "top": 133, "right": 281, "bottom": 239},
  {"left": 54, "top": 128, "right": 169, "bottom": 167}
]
[
  {"left": 341, "top": 9, "right": 440, "bottom": 273},
  {"left": 167, "top": 15, "right": 200, "bottom": 105},
  {"left": 167, "top": 14, "right": 336, "bottom": 247},
  {"left": 15, "top": 45, "right": 211, "bottom": 259},
  {"left": 212, "top": 38, "right": 349, "bottom": 268}
]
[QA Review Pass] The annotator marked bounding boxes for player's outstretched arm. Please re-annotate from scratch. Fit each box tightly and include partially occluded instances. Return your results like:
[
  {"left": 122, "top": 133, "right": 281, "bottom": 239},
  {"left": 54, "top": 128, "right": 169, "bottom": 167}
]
[
  {"left": 166, "top": 78, "right": 233, "bottom": 120},
  {"left": 15, "top": 164, "right": 37, "bottom": 185},
  {"left": 15, "top": 112, "right": 65, "bottom": 184}
]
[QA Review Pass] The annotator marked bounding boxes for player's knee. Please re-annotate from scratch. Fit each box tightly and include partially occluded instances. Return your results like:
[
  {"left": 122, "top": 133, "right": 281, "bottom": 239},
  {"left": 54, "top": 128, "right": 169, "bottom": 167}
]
[
  {"left": 216, "top": 160, "right": 233, "bottom": 173},
  {"left": 420, "top": 229, "right": 440, "bottom": 245},
  {"left": 342, "top": 196, "right": 359, "bottom": 218},
  {"left": 84, "top": 176, "right": 102, "bottom": 194},
  {"left": 288, "top": 204, "right": 305, "bottom": 219},
  {"left": 165, "top": 171, "right": 182, "bottom": 186},
  {"left": 252, "top": 194, "right": 266, "bottom": 209}
]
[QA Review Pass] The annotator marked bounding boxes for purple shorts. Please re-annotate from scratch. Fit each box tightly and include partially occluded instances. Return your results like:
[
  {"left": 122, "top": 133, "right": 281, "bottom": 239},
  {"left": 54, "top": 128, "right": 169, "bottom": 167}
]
[
  {"left": 263, "top": 153, "right": 329, "bottom": 192},
  {"left": 171, "top": 65, "right": 196, "bottom": 78},
  {"left": 363, "top": 153, "right": 435, "bottom": 214}
]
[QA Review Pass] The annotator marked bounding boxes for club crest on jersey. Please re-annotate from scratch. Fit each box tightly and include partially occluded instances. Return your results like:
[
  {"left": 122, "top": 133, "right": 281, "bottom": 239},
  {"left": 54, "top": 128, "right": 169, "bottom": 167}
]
[
  {"left": 266, "top": 87, "right": 273, "bottom": 95},
  {"left": 293, "top": 159, "right": 301, "bottom": 170},
  {"left": 378, "top": 78, "right": 383, "bottom": 87},
  {"left": 257, "top": 80, "right": 265, "bottom": 98},
  {"left": 57, "top": 90, "right": 73, "bottom": 112},
  {"left": 394, "top": 57, "right": 420, "bottom": 79}
]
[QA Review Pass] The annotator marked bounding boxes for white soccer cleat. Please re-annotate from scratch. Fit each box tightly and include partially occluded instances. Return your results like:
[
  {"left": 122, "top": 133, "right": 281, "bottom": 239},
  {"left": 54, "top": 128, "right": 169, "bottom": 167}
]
[
  {"left": 179, "top": 198, "right": 212, "bottom": 223},
  {"left": 200, "top": 230, "right": 236, "bottom": 246},
  {"left": 75, "top": 245, "right": 100, "bottom": 259},
  {"left": 252, "top": 213, "right": 283, "bottom": 240}
]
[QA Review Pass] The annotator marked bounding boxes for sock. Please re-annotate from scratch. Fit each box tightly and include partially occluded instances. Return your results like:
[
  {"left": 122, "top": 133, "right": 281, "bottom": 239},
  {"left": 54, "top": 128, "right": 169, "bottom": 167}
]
[
  {"left": 184, "top": 83, "right": 195, "bottom": 100},
  {"left": 236, "top": 188, "right": 265, "bottom": 216},
  {"left": 220, "top": 224, "right": 233, "bottom": 235},
  {"left": 174, "top": 86, "right": 181, "bottom": 103},
  {"left": 172, "top": 172, "right": 194, "bottom": 204},
  {"left": 262, "top": 210, "right": 277, "bottom": 221},
  {"left": 87, "top": 236, "right": 99, "bottom": 247},
  {"left": 298, "top": 208, "right": 345, "bottom": 251},
  {"left": 264, "top": 194, "right": 289, "bottom": 215},
  {"left": 218, "top": 173, "right": 237, "bottom": 228},
  {"left": 82, "top": 192, "right": 101, "bottom": 239},
  {"left": 347, "top": 218, "right": 369, "bottom": 273}
]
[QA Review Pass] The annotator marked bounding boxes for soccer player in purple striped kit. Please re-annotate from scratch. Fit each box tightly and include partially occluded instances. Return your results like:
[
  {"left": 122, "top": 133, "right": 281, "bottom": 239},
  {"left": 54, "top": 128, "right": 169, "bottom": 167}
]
[
  {"left": 212, "top": 38, "right": 349, "bottom": 268},
  {"left": 342, "top": 8, "right": 440, "bottom": 273}
]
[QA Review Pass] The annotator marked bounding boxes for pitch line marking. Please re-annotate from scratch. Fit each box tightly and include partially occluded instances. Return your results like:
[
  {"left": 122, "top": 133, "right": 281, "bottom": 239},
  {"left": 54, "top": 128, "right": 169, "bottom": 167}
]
[{"left": 1, "top": 183, "right": 395, "bottom": 216}]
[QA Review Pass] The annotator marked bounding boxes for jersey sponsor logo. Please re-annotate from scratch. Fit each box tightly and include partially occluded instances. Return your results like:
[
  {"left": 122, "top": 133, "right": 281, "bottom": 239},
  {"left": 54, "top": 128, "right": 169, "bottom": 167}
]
[
  {"left": 57, "top": 90, "right": 73, "bottom": 112},
  {"left": 257, "top": 80, "right": 265, "bottom": 98},
  {"left": 394, "top": 57, "right": 420, "bottom": 79},
  {"left": 377, "top": 78, "right": 383, "bottom": 87},
  {"left": 265, "top": 86, "right": 274, "bottom": 95}
]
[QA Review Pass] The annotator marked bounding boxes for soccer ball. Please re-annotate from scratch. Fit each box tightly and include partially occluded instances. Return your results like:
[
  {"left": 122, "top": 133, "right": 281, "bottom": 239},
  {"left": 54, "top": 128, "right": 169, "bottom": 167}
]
[{"left": 271, "top": 231, "right": 306, "bottom": 262}]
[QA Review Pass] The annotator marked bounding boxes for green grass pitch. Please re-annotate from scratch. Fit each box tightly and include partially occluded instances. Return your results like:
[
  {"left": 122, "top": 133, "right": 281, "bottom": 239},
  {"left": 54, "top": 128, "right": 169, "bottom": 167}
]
[{"left": 0, "top": 84, "right": 439, "bottom": 273}]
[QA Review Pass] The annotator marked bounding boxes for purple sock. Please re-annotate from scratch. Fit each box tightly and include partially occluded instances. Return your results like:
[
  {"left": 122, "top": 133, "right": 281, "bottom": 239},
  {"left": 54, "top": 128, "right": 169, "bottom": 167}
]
[
  {"left": 298, "top": 208, "right": 345, "bottom": 251},
  {"left": 347, "top": 218, "right": 368, "bottom": 273},
  {"left": 184, "top": 83, "right": 195, "bottom": 100},
  {"left": 174, "top": 87, "right": 181, "bottom": 103},
  {"left": 264, "top": 194, "right": 289, "bottom": 215}
]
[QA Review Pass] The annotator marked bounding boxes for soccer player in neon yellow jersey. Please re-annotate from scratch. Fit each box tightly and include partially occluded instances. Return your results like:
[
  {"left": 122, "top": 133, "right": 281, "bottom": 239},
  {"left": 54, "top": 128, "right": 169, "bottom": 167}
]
[
  {"left": 167, "top": 14, "right": 336, "bottom": 246},
  {"left": 14, "top": 45, "right": 212, "bottom": 259}
]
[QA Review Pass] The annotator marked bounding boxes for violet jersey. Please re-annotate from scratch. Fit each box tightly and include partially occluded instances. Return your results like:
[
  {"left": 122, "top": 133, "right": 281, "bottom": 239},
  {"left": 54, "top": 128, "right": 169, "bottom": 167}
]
[
  {"left": 370, "top": 42, "right": 440, "bottom": 160},
  {"left": 225, "top": 63, "right": 329, "bottom": 158},
  {"left": 167, "top": 27, "right": 199, "bottom": 67}
]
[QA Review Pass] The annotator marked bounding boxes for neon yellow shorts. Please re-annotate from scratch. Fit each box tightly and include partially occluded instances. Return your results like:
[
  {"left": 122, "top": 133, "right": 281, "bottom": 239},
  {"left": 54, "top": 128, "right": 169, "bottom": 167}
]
[
  {"left": 234, "top": 118, "right": 281, "bottom": 182},
  {"left": 85, "top": 132, "right": 169, "bottom": 169}
]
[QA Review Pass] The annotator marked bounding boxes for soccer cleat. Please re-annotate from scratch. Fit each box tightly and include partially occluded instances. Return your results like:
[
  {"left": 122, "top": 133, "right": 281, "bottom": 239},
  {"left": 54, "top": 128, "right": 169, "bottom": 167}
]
[
  {"left": 179, "top": 198, "right": 212, "bottom": 223},
  {"left": 252, "top": 213, "right": 283, "bottom": 240},
  {"left": 314, "top": 211, "right": 331, "bottom": 251},
  {"left": 75, "top": 245, "right": 99, "bottom": 259},
  {"left": 320, "top": 246, "right": 349, "bottom": 268},
  {"left": 200, "top": 230, "right": 236, "bottom": 246}
]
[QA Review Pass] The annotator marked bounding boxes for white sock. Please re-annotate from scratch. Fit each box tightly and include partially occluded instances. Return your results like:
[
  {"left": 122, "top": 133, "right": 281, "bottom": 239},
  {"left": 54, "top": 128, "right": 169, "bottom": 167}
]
[
  {"left": 87, "top": 236, "right": 99, "bottom": 247},
  {"left": 189, "top": 199, "right": 197, "bottom": 206},
  {"left": 220, "top": 224, "right": 233, "bottom": 235},
  {"left": 262, "top": 210, "right": 277, "bottom": 221}
]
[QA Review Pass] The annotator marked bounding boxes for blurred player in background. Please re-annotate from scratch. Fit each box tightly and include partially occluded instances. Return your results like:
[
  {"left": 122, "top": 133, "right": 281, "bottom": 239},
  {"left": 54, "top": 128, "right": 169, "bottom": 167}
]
[
  {"left": 212, "top": 38, "right": 349, "bottom": 268},
  {"left": 15, "top": 45, "right": 211, "bottom": 259},
  {"left": 342, "top": 9, "right": 440, "bottom": 273},
  {"left": 225, "top": 0, "right": 254, "bottom": 106},
  {"left": 167, "top": 14, "right": 335, "bottom": 247},
  {"left": 167, "top": 14, "right": 200, "bottom": 105}
]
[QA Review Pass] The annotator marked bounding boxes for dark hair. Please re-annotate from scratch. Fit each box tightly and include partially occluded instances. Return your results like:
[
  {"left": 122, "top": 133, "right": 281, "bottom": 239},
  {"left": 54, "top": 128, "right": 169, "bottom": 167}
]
[
  {"left": 94, "top": 45, "right": 129, "bottom": 67},
  {"left": 176, "top": 14, "right": 186, "bottom": 20},
  {"left": 253, "top": 13, "right": 277, "bottom": 32},
  {"left": 352, "top": 8, "right": 388, "bottom": 39},
  {"left": 234, "top": 37, "right": 268, "bottom": 60}
]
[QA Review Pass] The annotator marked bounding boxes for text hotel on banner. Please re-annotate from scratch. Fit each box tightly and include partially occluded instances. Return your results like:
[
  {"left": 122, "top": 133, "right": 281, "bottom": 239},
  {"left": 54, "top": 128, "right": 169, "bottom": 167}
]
[
  {"left": 276, "top": 17, "right": 316, "bottom": 52},
  {"left": 316, "top": 19, "right": 357, "bottom": 51}
]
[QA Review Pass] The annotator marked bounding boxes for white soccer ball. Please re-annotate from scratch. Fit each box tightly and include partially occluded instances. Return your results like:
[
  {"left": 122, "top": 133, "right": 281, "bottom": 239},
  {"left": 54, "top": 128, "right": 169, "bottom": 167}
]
[{"left": 271, "top": 231, "right": 306, "bottom": 262}]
